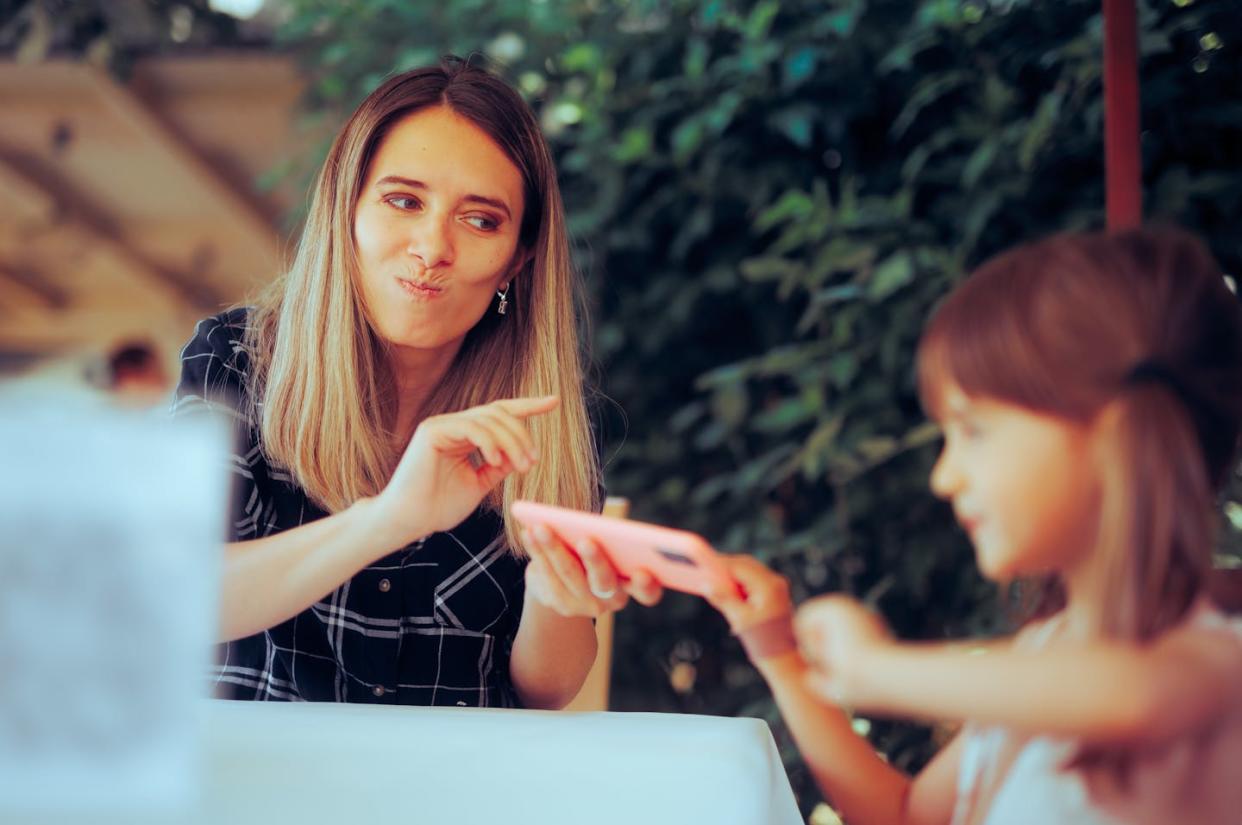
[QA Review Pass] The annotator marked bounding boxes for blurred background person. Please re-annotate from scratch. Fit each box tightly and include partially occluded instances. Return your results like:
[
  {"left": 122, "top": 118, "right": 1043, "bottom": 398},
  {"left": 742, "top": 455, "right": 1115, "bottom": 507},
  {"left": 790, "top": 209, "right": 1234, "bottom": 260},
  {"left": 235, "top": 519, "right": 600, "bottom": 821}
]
[{"left": 102, "top": 339, "right": 170, "bottom": 407}]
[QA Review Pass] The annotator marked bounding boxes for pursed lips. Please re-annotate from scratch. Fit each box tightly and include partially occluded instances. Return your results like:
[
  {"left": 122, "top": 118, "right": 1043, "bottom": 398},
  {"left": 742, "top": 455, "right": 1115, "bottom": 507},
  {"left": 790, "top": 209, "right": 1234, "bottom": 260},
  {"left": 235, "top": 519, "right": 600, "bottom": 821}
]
[{"left": 396, "top": 275, "right": 445, "bottom": 298}]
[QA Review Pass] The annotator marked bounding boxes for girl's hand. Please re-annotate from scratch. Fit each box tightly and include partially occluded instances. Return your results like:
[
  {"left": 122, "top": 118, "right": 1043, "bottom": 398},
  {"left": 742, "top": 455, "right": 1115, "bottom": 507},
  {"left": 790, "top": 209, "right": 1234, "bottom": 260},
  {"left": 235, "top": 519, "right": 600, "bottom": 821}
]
[
  {"left": 374, "top": 396, "right": 559, "bottom": 545},
  {"left": 795, "top": 595, "right": 894, "bottom": 706},
  {"left": 704, "top": 554, "right": 794, "bottom": 633},
  {"left": 521, "top": 523, "right": 664, "bottom": 617}
]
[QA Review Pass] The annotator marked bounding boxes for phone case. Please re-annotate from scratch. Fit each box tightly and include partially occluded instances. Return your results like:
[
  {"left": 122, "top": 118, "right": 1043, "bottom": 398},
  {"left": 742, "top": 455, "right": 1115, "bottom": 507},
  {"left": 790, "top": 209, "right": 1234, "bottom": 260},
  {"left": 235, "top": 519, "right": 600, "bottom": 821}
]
[{"left": 510, "top": 500, "right": 739, "bottom": 598}]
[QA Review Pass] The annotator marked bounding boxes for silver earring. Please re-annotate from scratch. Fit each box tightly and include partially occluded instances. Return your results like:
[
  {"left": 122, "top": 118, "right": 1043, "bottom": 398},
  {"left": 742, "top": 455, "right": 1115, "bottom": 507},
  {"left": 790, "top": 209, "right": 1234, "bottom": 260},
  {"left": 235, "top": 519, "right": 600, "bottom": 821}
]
[{"left": 496, "top": 284, "right": 509, "bottom": 315}]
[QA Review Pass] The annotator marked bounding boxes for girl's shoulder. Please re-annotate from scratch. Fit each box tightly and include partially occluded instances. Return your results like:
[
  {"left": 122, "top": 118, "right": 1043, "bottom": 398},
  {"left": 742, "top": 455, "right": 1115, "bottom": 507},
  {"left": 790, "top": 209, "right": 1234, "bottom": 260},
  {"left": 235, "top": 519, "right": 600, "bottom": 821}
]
[
  {"left": 1170, "top": 600, "right": 1242, "bottom": 676},
  {"left": 1165, "top": 599, "right": 1242, "bottom": 648}
]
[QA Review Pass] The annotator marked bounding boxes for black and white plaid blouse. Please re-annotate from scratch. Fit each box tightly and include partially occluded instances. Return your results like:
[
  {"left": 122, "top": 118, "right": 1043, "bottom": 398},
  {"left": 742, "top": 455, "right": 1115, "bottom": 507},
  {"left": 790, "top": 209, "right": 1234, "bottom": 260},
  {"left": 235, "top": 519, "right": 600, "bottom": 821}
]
[{"left": 172, "top": 309, "right": 528, "bottom": 707}]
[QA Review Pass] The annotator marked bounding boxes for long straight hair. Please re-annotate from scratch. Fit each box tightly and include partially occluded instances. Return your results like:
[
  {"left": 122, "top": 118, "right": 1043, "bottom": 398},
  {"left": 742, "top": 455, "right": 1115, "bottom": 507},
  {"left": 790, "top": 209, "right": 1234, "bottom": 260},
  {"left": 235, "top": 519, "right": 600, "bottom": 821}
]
[
  {"left": 917, "top": 227, "right": 1242, "bottom": 788},
  {"left": 245, "top": 57, "right": 600, "bottom": 551}
]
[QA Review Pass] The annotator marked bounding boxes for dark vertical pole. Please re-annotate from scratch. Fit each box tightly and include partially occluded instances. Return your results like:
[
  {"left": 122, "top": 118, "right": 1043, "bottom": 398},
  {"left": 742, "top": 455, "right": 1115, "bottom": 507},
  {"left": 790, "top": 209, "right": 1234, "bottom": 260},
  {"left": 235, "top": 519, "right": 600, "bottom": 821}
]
[{"left": 1103, "top": 0, "right": 1142, "bottom": 229}]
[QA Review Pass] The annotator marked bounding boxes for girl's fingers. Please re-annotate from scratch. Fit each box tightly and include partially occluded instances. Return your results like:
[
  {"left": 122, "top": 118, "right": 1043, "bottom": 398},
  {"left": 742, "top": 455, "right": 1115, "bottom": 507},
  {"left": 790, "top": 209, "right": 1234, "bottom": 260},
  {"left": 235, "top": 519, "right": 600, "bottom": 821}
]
[
  {"left": 803, "top": 670, "right": 846, "bottom": 706},
  {"left": 793, "top": 609, "right": 833, "bottom": 669}
]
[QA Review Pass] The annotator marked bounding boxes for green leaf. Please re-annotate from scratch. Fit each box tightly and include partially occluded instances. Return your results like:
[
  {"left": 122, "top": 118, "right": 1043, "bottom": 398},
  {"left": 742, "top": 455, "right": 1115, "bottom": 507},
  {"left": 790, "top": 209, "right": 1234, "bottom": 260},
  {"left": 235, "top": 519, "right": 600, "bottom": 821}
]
[
  {"left": 868, "top": 252, "right": 915, "bottom": 299},
  {"left": 613, "top": 126, "right": 653, "bottom": 163},
  {"left": 961, "top": 140, "right": 998, "bottom": 189},
  {"left": 744, "top": 0, "right": 780, "bottom": 41},
  {"left": 562, "top": 42, "right": 602, "bottom": 72},
  {"left": 671, "top": 118, "right": 705, "bottom": 163},
  {"left": 755, "top": 190, "right": 815, "bottom": 231},
  {"left": 782, "top": 47, "right": 818, "bottom": 90},
  {"left": 770, "top": 106, "right": 817, "bottom": 148},
  {"left": 891, "top": 71, "right": 971, "bottom": 138},
  {"left": 1018, "top": 90, "right": 1063, "bottom": 170}
]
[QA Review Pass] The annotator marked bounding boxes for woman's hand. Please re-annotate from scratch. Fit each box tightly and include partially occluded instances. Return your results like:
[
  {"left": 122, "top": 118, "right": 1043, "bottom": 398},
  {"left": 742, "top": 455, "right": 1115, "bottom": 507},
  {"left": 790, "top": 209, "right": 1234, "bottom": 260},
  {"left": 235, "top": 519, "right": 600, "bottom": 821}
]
[
  {"left": 373, "top": 396, "right": 560, "bottom": 546},
  {"left": 795, "top": 595, "right": 895, "bottom": 706},
  {"left": 704, "top": 554, "right": 794, "bottom": 633},
  {"left": 521, "top": 523, "right": 664, "bottom": 617}
]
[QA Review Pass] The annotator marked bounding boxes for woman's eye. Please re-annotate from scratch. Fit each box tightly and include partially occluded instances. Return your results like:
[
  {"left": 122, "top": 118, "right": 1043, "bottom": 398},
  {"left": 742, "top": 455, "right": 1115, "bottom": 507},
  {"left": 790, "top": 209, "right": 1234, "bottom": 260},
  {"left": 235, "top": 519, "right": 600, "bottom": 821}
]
[
  {"left": 386, "top": 196, "right": 421, "bottom": 210},
  {"left": 464, "top": 215, "right": 499, "bottom": 231}
]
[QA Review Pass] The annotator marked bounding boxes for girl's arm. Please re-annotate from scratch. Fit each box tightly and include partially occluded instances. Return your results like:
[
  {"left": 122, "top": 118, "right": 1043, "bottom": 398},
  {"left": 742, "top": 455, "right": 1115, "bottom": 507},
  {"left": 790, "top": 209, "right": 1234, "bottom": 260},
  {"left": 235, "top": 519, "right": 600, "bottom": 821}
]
[
  {"left": 758, "top": 650, "right": 963, "bottom": 825},
  {"left": 800, "top": 596, "right": 1242, "bottom": 747},
  {"left": 708, "top": 556, "right": 961, "bottom": 825}
]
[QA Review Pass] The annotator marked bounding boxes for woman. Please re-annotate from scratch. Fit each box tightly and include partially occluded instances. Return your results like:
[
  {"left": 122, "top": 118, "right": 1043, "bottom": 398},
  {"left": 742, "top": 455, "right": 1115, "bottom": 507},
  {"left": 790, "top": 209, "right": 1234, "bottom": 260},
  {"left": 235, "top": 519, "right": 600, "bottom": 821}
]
[{"left": 172, "top": 57, "right": 657, "bottom": 709}]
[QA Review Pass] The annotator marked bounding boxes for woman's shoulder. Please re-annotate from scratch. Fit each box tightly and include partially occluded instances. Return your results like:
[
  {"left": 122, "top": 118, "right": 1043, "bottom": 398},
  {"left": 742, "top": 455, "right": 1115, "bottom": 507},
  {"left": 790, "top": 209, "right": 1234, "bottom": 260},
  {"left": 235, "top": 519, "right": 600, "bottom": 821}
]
[
  {"left": 181, "top": 307, "right": 251, "bottom": 360},
  {"left": 175, "top": 307, "right": 254, "bottom": 409}
]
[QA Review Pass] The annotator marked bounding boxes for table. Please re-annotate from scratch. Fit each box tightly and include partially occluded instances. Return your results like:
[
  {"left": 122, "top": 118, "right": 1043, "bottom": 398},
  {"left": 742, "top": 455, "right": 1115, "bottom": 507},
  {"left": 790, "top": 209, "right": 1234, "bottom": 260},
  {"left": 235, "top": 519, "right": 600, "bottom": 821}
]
[{"left": 18, "top": 701, "right": 804, "bottom": 825}]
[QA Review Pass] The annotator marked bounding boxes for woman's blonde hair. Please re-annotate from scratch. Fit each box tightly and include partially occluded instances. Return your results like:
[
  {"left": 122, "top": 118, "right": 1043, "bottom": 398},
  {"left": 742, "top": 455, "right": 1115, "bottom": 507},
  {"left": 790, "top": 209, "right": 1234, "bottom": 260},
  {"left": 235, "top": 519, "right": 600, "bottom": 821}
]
[{"left": 244, "top": 56, "right": 600, "bottom": 551}]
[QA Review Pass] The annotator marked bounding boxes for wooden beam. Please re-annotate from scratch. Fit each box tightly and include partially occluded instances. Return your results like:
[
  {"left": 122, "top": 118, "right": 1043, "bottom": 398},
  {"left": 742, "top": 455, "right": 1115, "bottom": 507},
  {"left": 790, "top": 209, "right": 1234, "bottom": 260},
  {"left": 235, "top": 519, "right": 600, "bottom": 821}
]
[
  {"left": 0, "top": 259, "right": 70, "bottom": 311},
  {"left": 0, "top": 153, "right": 220, "bottom": 311},
  {"left": 79, "top": 65, "right": 283, "bottom": 268}
]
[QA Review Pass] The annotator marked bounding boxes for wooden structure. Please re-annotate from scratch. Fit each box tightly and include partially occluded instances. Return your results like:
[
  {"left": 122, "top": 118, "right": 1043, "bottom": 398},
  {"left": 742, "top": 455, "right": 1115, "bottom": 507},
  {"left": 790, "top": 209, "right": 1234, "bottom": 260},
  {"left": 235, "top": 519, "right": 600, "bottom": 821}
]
[{"left": 0, "top": 55, "right": 302, "bottom": 374}]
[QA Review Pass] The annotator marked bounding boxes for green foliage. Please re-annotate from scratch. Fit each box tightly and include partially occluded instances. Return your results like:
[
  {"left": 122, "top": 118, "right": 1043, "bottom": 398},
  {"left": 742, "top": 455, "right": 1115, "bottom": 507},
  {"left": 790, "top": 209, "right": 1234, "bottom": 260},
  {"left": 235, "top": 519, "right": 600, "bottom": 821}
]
[
  {"left": 1, "top": 1, "right": 247, "bottom": 74},
  {"left": 274, "top": 0, "right": 1242, "bottom": 813}
]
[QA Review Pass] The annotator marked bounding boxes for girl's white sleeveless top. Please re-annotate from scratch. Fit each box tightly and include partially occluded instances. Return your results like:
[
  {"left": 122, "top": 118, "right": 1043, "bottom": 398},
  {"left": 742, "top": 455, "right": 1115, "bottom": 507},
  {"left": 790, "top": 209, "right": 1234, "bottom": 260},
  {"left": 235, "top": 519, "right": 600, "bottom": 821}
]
[{"left": 950, "top": 603, "right": 1242, "bottom": 825}]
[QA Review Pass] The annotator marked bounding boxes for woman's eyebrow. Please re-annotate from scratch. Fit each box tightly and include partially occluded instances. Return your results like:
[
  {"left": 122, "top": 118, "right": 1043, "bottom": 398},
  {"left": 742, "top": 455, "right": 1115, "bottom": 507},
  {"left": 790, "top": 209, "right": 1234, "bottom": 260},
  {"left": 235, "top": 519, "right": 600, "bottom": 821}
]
[{"left": 375, "top": 175, "right": 511, "bottom": 219}]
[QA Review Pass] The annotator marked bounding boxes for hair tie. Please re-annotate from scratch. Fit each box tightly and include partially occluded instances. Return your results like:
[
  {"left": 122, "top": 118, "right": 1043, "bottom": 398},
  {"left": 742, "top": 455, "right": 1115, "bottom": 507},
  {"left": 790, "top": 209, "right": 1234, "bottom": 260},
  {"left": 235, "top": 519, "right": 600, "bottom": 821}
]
[
  {"left": 1123, "top": 359, "right": 1199, "bottom": 413},
  {"left": 1122, "top": 360, "right": 1217, "bottom": 442}
]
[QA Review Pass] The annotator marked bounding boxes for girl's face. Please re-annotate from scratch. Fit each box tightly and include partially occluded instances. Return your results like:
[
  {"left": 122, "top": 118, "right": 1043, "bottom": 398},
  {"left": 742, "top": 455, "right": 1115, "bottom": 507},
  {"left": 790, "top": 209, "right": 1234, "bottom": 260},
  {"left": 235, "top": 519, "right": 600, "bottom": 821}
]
[
  {"left": 929, "top": 383, "right": 1101, "bottom": 582},
  {"left": 352, "top": 105, "right": 527, "bottom": 355}
]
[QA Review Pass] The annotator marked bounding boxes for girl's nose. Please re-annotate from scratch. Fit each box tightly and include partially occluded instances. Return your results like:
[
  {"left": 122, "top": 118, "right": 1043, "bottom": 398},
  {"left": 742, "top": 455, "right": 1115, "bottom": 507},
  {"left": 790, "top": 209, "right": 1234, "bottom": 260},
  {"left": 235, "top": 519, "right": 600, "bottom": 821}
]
[{"left": 929, "top": 446, "right": 960, "bottom": 500}]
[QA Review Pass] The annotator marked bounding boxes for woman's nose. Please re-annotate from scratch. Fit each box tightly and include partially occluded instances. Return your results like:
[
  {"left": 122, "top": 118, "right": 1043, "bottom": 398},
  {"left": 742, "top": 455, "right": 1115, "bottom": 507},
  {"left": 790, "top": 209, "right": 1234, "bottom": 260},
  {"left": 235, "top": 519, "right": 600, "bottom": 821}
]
[{"left": 406, "top": 215, "right": 454, "bottom": 270}]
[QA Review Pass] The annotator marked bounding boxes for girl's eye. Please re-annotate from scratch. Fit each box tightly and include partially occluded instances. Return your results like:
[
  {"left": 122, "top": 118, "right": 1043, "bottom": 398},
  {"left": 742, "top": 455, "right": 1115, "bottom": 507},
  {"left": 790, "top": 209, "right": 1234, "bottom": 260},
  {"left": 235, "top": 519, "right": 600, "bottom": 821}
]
[
  {"left": 386, "top": 196, "right": 421, "bottom": 210},
  {"left": 464, "top": 214, "right": 499, "bottom": 232}
]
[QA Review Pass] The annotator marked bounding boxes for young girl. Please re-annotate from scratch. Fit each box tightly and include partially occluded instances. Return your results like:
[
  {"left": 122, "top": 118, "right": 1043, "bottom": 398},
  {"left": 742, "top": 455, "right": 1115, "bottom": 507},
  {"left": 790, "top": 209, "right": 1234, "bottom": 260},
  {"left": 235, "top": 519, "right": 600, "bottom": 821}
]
[
  {"left": 707, "top": 227, "right": 1242, "bottom": 824},
  {"left": 171, "top": 58, "right": 656, "bottom": 709}
]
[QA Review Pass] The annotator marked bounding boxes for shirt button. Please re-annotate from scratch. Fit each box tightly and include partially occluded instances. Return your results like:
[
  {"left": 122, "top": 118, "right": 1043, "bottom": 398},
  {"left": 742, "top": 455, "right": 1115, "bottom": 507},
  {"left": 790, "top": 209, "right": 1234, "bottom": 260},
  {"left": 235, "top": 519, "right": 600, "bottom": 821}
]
[
  {"left": 372, "top": 685, "right": 385, "bottom": 698},
  {"left": 378, "top": 578, "right": 391, "bottom": 593}
]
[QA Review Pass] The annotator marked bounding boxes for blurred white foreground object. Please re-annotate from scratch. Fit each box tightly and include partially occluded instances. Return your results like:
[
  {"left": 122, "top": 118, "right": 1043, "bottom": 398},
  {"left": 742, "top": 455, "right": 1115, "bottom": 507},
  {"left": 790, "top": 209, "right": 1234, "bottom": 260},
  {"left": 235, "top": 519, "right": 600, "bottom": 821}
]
[{"left": 0, "top": 394, "right": 228, "bottom": 818}]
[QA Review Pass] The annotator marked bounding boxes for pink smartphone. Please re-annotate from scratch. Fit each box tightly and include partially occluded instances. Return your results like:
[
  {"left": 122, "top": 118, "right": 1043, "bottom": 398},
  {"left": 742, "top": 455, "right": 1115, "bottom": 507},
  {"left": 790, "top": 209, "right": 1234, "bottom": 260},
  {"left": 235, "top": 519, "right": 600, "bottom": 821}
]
[{"left": 510, "top": 500, "right": 740, "bottom": 598}]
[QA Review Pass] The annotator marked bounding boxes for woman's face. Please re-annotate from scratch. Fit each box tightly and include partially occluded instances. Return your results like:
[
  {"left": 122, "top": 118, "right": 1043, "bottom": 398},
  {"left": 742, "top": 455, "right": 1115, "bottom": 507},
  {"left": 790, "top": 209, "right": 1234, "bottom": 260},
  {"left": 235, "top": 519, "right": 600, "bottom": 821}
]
[{"left": 353, "top": 105, "right": 526, "bottom": 356}]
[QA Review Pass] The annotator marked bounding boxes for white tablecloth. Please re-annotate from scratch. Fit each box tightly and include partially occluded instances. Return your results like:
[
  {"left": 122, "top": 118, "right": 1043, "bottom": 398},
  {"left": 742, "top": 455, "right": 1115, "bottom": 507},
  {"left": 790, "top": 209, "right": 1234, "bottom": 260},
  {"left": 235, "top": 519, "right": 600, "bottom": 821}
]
[{"left": 19, "top": 701, "right": 804, "bottom": 825}]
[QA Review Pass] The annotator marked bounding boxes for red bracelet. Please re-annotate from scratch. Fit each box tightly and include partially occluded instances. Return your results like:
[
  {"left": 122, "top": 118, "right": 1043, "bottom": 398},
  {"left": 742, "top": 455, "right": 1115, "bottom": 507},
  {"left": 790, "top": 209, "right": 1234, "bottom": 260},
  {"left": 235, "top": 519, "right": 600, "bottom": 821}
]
[{"left": 736, "top": 615, "right": 797, "bottom": 661}]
